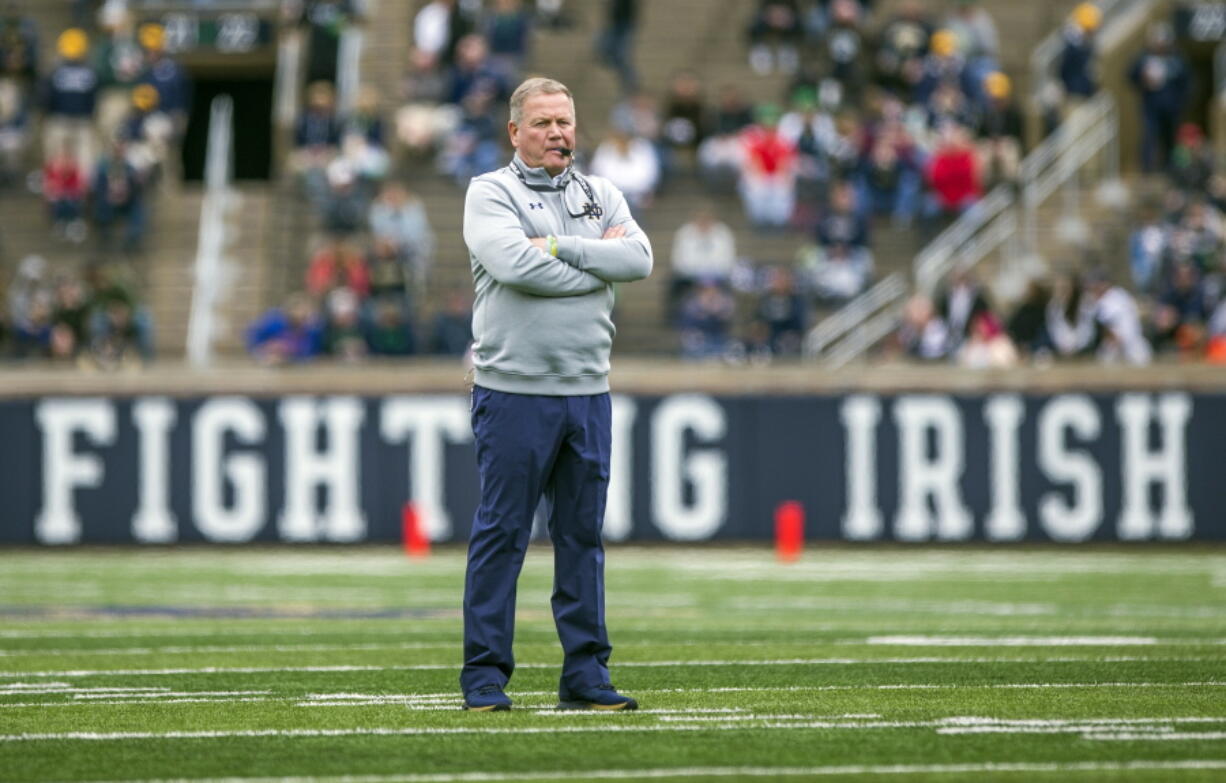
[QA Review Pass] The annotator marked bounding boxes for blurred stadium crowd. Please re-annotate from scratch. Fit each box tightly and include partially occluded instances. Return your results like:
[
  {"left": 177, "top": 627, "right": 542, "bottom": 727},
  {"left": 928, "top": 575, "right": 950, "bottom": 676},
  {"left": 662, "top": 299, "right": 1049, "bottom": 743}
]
[{"left": 0, "top": 0, "right": 1222, "bottom": 367}]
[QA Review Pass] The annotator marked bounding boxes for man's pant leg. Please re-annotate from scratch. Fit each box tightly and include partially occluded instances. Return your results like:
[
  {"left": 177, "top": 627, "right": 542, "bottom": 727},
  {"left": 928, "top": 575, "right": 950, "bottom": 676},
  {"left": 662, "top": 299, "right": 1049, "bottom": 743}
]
[
  {"left": 547, "top": 393, "right": 613, "bottom": 697},
  {"left": 461, "top": 387, "right": 563, "bottom": 694}
]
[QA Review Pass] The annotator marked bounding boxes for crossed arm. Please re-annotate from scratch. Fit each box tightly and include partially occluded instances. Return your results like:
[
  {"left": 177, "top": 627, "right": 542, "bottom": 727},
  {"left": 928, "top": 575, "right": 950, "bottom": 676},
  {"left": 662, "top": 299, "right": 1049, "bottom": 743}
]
[{"left": 463, "top": 180, "right": 653, "bottom": 298}]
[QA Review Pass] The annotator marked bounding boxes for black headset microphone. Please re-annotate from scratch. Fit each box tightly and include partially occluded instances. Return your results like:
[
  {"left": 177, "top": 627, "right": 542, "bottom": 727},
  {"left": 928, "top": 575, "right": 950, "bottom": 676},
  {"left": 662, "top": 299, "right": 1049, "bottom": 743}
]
[{"left": 554, "top": 147, "right": 573, "bottom": 157}]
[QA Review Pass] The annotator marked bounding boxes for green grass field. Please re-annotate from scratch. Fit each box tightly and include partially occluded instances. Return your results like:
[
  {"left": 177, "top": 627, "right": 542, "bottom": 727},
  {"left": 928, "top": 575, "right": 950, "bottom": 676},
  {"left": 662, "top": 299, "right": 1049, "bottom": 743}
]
[{"left": 1, "top": 546, "right": 1225, "bottom": 782}]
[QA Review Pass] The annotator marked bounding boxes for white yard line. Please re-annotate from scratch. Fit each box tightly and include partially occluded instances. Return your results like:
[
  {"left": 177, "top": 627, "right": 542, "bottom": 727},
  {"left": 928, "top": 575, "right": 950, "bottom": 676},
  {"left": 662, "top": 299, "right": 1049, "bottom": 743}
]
[
  {"left": 2, "top": 682, "right": 1222, "bottom": 708},
  {"left": 862, "top": 636, "right": 1166, "bottom": 646},
  {"left": 7, "top": 715, "right": 1226, "bottom": 742},
  {"left": 1087, "top": 732, "right": 1226, "bottom": 741},
  {"left": 67, "top": 759, "right": 1226, "bottom": 782},
  {"left": 3, "top": 637, "right": 1225, "bottom": 658},
  {"left": 0, "top": 656, "right": 1218, "bottom": 679}
]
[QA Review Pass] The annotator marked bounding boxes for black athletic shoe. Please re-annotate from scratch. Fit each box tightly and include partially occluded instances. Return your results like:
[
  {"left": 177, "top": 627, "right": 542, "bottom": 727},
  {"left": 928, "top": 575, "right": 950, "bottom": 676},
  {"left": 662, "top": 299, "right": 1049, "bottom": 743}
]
[
  {"left": 463, "top": 684, "right": 512, "bottom": 712},
  {"left": 557, "top": 683, "right": 638, "bottom": 711}
]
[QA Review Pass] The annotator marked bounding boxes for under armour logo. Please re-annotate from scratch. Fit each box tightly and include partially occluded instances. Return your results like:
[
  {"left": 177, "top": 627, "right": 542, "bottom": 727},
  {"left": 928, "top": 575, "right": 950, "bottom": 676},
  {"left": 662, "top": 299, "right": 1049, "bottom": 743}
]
[{"left": 528, "top": 202, "right": 544, "bottom": 210}]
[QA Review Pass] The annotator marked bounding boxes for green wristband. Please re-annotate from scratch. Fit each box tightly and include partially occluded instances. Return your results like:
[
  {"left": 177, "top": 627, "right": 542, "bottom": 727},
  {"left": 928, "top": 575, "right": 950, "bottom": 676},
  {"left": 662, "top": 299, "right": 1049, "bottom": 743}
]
[{"left": 547, "top": 235, "right": 559, "bottom": 257}]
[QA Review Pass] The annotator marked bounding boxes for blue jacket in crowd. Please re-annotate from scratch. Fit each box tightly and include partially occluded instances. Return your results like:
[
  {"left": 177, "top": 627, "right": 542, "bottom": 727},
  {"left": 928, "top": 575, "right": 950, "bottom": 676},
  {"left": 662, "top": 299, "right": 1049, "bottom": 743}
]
[{"left": 43, "top": 62, "right": 98, "bottom": 117}]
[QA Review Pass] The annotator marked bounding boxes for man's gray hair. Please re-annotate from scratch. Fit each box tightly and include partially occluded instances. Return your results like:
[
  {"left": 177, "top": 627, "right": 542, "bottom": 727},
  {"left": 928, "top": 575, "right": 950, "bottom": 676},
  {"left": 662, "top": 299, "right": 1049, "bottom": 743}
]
[{"left": 509, "top": 77, "right": 574, "bottom": 125}]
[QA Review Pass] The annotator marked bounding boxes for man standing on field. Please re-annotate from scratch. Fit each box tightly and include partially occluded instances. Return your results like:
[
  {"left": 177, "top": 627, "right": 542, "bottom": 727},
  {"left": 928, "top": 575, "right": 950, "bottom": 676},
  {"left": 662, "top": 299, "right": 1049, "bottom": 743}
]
[{"left": 459, "top": 77, "right": 652, "bottom": 712}]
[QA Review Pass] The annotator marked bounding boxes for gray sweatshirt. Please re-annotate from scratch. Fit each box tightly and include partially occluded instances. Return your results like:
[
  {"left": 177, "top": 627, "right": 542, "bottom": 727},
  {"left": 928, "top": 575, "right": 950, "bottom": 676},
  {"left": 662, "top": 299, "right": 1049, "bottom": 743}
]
[{"left": 463, "top": 154, "right": 653, "bottom": 395}]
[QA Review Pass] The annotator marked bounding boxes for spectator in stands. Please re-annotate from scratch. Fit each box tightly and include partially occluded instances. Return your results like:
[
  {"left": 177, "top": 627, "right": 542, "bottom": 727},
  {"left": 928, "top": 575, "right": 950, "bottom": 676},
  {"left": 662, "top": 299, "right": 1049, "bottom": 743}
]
[
  {"left": 11, "top": 290, "right": 52, "bottom": 359},
  {"left": 365, "top": 296, "right": 417, "bottom": 357},
  {"left": 89, "top": 297, "right": 149, "bottom": 368},
  {"left": 42, "top": 29, "right": 98, "bottom": 173},
  {"left": 137, "top": 24, "right": 189, "bottom": 137},
  {"left": 944, "top": 0, "right": 998, "bottom": 98},
  {"left": 1058, "top": 3, "right": 1100, "bottom": 109},
  {"left": 484, "top": 0, "right": 533, "bottom": 80},
  {"left": 749, "top": 265, "right": 807, "bottom": 357},
  {"left": 1150, "top": 259, "right": 1209, "bottom": 354},
  {"left": 1180, "top": 200, "right": 1224, "bottom": 274},
  {"left": 747, "top": 0, "right": 802, "bottom": 76},
  {"left": 428, "top": 289, "right": 472, "bottom": 356},
  {"left": 302, "top": 0, "right": 361, "bottom": 85},
  {"left": 92, "top": 138, "right": 146, "bottom": 253},
  {"left": 1129, "top": 23, "right": 1189, "bottom": 172},
  {"left": 247, "top": 292, "right": 324, "bottom": 364},
  {"left": 43, "top": 141, "right": 87, "bottom": 242},
  {"left": 0, "top": 76, "right": 26, "bottom": 186},
  {"left": 925, "top": 80, "right": 976, "bottom": 133},
  {"left": 957, "top": 311, "right": 1016, "bottom": 368},
  {"left": 711, "top": 84, "right": 755, "bottom": 136},
  {"left": 51, "top": 273, "right": 91, "bottom": 354},
  {"left": 446, "top": 34, "right": 507, "bottom": 107},
  {"left": 320, "top": 158, "right": 368, "bottom": 234},
  {"left": 808, "top": 245, "right": 872, "bottom": 305},
  {"left": 367, "top": 235, "right": 411, "bottom": 307},
  {"left": 1085, "top": 267, "right": 1152, "bottom": 365},
  {"left": 322, "top": 286, "right": 368, "bottom": 361},
  {"left": 306, "top": 238, "right": 370, "bottom": 299},
  {"left": 394, "top": 47, "right": 452, "bottom": 158},
  {"left": 441, "top": 86, "right": 501, "bottom": 184},
  {"left": 779, "top": 87, "right": 836, "bottom": 198},
  {"left": 815, "top": 179, "right": 871, "bottom": 266},
  {"left": 120, "top": 84, "right": 174, "bottom": 180},
  {"left": 660, "top": 70, "right": 707, "bottom": 170},
  {"left": 7, "top": 253, "right": 46, "bottom": 334},
  {"left": 344, "top": 85, "right": 386, "bottom": 148},
  {"left": 912, "top": 29, "right": 966, "bottom": 104},
  {"left": 924, "top": 123, "right": 981, "bottom": 228},
  {"left": 93, "top": 2, "right": 144, "bottom": 142},
  {"left": 1128, "top": 200, "right": 1168, "bottom": 294},
  {"left": 0, "top": 2, "right": 38, "bottom": 92},
  {"left": 294, "top": 81, "right": 341, "bottom": 205},
  {"left": 1006, "top": 279, "right": 1050, "bottom": 357},
  {"left": 819, "top": 0, "right": 868, "bottom": 103},
  {"left": 977, "top": 71, "right": 1022, "bottom": 185},
  {"left": 669, "top": 205, "right": 737, "bottom": 311},
  {"left": 590, "top": 125, "right": 660, "bottom": 216},
  {"left": 414, "top": 0, "right": 460, "bottom": 70},
  {"left": 738, "top": 103, "right": 798, "bottom": 230},
  {"left": 369, "top": 182, "right": 434, "bottom": 283},
  {"left": 856, "top": 131, "right": 921, "bottom": 225},
  {"left": 873, "top": 0, "right": 932, "bottom": 95},
  {"left": 1168, "top": 123, "right": 1214, "bottom": 194},
  {"left": 596, "top": 0, "right": 639, "bottom": 93},
  {"left": 895, "top": 293, "right": 948, "bottom": 360},
  {"left": 678, "top": 279, "right": 735, "bottom": 360},
  {"left": 935, "top": 266, "right": 990, "bottom": 352},
  {"left": 1045, "top": 271, "right": 1095, "bottom": 359}
]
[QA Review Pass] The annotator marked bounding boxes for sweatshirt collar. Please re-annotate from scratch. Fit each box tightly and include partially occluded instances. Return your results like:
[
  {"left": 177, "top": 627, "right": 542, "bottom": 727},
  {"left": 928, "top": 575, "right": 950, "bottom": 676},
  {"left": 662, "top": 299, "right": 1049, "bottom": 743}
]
[{"left": 511, "top": 153, "right": 573, "bottom": 191}]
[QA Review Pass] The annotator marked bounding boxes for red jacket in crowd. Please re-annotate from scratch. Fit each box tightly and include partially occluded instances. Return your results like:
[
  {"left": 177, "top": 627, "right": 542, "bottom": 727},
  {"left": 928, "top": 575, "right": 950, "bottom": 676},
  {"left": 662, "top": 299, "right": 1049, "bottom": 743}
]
[
  {"left": 43, "top": 158, "right": 85, "bottom": 203},
  {"left": 927, "top": 144, "right": 981, "bottom": 210}
]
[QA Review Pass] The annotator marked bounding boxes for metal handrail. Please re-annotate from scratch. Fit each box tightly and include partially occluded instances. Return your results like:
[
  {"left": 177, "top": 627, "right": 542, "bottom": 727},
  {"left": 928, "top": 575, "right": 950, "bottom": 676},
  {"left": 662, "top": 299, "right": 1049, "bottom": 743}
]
[
  {"left": 186, "top": 95, "right": 235, "bottom": 368},
  {"left": 804, "top": 273, "right": 906, "bottom": 355},
  {"left": 805, "top": 90, "right": 1119, "bottom": 364}
]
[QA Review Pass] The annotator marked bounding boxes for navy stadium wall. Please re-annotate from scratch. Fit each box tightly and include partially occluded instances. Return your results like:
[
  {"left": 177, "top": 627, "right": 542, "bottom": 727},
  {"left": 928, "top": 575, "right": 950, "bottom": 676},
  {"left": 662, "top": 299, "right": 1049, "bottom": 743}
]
[{"left": 0, "top": 391, "right": 1219, "bottom": 544}]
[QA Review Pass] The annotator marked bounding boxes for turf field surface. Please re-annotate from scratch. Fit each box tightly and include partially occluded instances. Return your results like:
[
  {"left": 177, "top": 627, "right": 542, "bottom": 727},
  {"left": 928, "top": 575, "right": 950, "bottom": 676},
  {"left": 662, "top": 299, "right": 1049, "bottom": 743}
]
[{"left": 1, "top": 546, "right": 1224, "bottom": 782}]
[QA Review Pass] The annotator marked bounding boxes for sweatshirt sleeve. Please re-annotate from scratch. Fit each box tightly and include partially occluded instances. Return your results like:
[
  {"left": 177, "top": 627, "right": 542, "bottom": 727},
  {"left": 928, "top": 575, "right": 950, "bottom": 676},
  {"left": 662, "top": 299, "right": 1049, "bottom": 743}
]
[
  {"left": 554, "top": 184, "right": 654, "bottom": 283},
  {"left": 463, "top": 178, "right": 607, "bottom": 297}
]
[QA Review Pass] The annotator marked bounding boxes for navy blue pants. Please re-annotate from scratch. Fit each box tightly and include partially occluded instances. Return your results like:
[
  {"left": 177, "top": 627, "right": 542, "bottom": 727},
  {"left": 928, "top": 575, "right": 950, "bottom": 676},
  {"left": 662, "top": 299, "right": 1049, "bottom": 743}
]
[{"left": 461, "top": 386, "right": 613, "bottom": 697}]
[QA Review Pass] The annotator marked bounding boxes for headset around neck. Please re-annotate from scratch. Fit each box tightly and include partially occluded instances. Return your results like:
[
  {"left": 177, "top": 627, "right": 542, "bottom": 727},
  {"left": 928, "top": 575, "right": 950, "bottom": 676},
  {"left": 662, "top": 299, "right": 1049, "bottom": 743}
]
[{"left": 509, "top": 159, "right": 604, "bottom": 221}]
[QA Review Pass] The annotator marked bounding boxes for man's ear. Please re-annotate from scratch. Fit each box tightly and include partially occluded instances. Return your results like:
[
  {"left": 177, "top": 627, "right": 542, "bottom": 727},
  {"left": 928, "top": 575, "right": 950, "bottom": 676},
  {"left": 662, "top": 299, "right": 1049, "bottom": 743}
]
[{"left": 507, "top": 121, "right": 519, "bottom": 149}]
